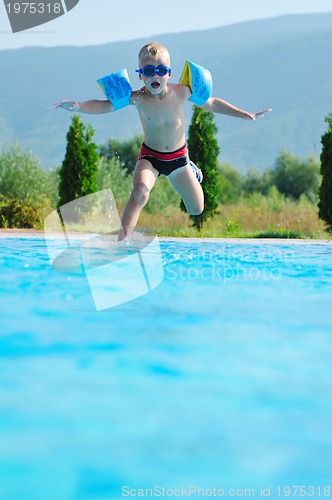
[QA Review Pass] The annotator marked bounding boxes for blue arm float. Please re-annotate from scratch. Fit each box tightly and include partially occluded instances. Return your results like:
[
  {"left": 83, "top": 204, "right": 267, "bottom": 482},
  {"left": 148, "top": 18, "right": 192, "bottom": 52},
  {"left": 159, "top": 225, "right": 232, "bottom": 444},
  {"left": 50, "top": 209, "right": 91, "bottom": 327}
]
[
  {"left": 179, "top": 61, "right": 212, "bottom": 105},
  {"left": 97, "top": 69, "right": 132, "bottom": 110}
]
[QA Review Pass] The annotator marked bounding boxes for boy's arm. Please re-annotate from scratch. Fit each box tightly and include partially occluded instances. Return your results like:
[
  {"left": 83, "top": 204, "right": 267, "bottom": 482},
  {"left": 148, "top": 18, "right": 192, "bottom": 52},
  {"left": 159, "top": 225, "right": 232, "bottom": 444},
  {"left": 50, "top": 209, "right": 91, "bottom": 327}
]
[
  {"left": 55, "top": 99, "right": 114, "bottom": 114},
  {"left": 201, "top": 97, "right": 271, "bottom": 120}
]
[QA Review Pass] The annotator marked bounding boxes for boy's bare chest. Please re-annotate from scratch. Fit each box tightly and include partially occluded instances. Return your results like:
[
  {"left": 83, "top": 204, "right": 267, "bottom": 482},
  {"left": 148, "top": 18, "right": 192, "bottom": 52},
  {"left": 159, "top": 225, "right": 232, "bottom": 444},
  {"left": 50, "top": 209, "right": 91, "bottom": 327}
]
[{"left": 140, "top": 103, "right": 183, "bottom": 128}]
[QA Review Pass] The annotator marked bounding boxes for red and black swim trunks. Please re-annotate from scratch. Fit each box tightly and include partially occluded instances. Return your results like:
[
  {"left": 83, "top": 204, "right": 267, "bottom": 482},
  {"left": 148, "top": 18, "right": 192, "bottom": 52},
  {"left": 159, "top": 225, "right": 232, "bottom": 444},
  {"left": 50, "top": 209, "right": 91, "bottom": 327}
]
[{"left": 137, "top": 143, "right": 189, "bottom": 176}]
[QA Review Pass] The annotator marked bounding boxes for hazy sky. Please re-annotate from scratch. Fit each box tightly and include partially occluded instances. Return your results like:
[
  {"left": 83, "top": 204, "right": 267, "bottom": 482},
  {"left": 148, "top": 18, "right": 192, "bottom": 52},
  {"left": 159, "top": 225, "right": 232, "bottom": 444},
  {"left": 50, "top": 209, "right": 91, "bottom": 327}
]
[{"left": 1, "top": 0, "right": 332, "bottom": 50}]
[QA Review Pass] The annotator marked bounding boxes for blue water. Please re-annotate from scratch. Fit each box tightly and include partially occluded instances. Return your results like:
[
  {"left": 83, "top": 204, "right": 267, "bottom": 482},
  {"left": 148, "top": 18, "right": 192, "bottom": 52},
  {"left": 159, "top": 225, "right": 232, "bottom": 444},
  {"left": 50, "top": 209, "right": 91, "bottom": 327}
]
[{"left": 1, "top": 237, "right": 332, "bottom": 499}]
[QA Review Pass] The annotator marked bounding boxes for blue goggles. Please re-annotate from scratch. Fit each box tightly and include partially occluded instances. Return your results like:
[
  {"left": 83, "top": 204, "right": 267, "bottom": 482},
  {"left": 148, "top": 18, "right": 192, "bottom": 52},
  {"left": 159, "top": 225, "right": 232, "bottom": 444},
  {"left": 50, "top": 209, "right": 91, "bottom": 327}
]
[{"left": 135, "top": 65, "right": 171, "bottom": 77}]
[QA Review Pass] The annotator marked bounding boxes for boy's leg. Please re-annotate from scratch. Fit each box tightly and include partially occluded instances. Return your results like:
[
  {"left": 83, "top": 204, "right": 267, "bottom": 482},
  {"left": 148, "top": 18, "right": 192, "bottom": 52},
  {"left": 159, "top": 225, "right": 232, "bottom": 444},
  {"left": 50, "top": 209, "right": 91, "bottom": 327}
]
[
  {"left": 169, "top": 163, "right": 204, "bottom": 215},
  {"left": 118, "top": 159, "right": 158, "bottom": 240}
]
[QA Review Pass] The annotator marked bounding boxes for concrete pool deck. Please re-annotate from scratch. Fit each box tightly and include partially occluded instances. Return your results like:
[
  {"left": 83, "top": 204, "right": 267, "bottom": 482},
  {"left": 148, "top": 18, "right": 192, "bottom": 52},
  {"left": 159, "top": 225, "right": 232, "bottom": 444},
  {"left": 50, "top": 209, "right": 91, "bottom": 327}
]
[{"left": 1, "top": 228, "right": 331, "bottom": 245}]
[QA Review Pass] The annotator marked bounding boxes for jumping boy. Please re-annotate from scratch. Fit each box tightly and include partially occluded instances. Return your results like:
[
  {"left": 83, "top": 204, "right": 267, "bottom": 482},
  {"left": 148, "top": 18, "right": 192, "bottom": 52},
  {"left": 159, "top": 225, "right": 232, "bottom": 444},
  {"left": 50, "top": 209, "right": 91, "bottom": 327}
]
[{"left": 56, "top": 42, "right": 271, "bottom": 240}]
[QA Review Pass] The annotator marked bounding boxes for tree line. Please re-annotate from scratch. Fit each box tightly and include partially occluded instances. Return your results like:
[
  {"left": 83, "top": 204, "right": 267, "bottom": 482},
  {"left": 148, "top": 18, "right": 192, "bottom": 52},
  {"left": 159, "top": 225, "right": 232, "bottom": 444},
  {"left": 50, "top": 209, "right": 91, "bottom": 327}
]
[{"left": 0, "top": 110, "right": 331, "bottom": 232}]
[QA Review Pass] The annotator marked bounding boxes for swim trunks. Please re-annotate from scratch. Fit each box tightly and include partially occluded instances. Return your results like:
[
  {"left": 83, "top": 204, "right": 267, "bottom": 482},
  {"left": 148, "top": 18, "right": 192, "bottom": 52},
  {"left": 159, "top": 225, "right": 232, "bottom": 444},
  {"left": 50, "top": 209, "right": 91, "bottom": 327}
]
[{"left": 137, "top": 143, "right": 189, "bottom": 176}]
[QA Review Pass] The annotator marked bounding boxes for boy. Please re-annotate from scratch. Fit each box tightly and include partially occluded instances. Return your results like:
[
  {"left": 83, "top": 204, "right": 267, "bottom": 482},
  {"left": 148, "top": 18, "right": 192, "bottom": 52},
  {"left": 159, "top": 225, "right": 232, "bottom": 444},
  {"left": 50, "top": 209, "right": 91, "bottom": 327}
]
[{"left": 56, "top": 42, "right": 271, "bottom": 240}]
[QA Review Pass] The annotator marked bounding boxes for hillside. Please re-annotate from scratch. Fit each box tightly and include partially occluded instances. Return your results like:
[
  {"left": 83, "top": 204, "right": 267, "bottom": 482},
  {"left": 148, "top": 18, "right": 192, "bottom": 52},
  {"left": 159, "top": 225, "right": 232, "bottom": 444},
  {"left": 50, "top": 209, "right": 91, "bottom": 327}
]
[{"left": 1, "top": 13, "right": 332, "bottom": 172}]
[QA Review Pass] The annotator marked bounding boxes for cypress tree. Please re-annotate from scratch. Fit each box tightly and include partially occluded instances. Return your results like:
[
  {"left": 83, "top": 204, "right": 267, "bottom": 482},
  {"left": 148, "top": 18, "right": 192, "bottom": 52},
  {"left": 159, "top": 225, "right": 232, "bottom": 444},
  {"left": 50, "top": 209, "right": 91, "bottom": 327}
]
[
  {"left": 58, "top": 115, "right": 99, "bottom": 207},
  {"left": 184, "top": 106, "right": 220, "bottom": 230},
  {"left": 318, "top": 113, "right": 332, "bottom": 231}
]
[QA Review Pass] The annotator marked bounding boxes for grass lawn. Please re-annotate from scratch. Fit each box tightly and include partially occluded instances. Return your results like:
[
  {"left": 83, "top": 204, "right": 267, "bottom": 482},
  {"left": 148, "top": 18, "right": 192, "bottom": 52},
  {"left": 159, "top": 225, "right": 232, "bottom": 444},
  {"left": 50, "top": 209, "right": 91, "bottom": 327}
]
[{"left": 136, "top": 198, "right": 329, "bottom": 239}]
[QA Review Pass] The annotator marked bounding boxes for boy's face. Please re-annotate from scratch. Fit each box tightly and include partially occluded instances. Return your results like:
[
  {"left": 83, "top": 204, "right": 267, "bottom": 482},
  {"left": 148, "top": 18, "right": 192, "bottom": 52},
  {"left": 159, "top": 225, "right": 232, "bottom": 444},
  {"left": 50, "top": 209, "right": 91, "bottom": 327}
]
[{"left": 138, "top": 50, "right": 171, "bottom": 95}]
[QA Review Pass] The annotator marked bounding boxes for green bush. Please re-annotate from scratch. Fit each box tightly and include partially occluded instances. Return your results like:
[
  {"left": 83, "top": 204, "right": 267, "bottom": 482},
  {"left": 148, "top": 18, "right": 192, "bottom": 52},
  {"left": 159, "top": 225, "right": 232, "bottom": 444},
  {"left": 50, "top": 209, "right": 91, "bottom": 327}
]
[
  {"left": 186, "top": 106, "right": 220, "bottom": 230},
  {"left": 242, "top": 152, "right": 320, "bottom": 203},
  {"left": 97, "top": 157, "right": 133, "bottom": 208},
  {"left": 318, "top": 113, "right": 332, "bottom": 230},
  {"left": 242, "top": 167, "right": 274, "bottom": 196},
  {"left": 99, "top": 135, "right": 143, "bottom": 175},
  {"left": 144, "top": 175, "right": 181, "bottom": 213},
  {"left": 272, "top": 151, "right": 320, "bottom": 201},
  {"left": 265, "top": 185, "right": 286, "bottom": 212},
  {"left": 241, "top": 187, "right": 286, "bottom": 213},
  {"left": 0, "top": 144, "right": 59, "bottom": 228},
  {"left": 218, "top": 163, "right": 243, "bottom": 204},
  {"left": 0, "top": 198, "right": 45, "bottom": 229},
  {"left": 58, "top": 115, "right": 99, "bottom": 207},
  {"left": 0, "top": 144, "right": 59, "bottom": 206}
]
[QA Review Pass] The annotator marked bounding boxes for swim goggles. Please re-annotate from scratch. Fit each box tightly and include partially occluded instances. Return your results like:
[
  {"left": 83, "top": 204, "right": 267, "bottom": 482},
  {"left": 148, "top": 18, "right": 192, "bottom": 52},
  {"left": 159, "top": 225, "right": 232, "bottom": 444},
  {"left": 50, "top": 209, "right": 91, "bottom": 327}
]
[{"left": 135, "top": 65, "right": 171, "bottom": 77}]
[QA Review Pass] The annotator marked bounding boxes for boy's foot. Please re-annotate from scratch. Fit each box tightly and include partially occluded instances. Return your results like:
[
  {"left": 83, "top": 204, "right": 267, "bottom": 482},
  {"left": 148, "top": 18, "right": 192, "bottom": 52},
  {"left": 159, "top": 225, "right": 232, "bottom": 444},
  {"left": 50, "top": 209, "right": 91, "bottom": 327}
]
[{"left": 190, "top": 161, "right": 203, "bottom": 183}]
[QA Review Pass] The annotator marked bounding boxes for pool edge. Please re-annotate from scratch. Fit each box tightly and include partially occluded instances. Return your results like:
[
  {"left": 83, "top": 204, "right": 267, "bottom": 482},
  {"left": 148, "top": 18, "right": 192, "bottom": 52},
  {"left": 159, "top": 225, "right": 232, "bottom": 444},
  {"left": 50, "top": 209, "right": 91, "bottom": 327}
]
[{"left": 0, "top": 229, "right": 331, "bottom": 245}]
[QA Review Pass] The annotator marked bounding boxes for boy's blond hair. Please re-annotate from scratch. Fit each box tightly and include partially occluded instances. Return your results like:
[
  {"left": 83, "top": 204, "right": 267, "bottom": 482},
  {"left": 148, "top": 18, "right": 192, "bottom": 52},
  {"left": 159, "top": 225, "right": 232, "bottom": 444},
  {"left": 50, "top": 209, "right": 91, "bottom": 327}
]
[{"left": 138, "top": 42, "right": 170, "bottom": 62}]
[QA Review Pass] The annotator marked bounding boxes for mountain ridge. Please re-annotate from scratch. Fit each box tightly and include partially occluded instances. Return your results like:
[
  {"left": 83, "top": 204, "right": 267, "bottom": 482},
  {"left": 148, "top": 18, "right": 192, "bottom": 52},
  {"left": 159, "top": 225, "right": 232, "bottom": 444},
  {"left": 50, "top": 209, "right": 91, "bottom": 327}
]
[{"left": 1, "top": 13, "right": 332, "bottom": 172}]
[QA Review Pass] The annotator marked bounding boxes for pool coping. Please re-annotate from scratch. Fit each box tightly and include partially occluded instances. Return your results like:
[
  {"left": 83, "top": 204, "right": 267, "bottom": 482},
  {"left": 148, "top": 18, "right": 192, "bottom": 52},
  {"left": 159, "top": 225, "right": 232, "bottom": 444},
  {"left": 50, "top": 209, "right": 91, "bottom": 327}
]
[{"left": 0, "top": 229, "right": 331, "bottom": 245}]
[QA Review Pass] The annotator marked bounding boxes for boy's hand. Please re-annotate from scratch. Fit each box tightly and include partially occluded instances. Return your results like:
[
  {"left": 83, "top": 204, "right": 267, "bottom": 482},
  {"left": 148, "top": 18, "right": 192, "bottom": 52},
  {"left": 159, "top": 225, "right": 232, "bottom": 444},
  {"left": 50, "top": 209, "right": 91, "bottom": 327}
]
[
  {"left": 54, "top": 100, "right": 80, "bottom": 112},
  {"left": 251, "top": 108, "right": 272, "bottom": 120}
]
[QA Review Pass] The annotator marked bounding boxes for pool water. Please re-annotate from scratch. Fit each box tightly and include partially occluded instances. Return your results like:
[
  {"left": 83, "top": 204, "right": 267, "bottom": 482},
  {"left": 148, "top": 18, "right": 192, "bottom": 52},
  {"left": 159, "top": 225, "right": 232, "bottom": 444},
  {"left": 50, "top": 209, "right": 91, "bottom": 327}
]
[{"left": 1, "top": 236, "right": 332, "bottom": 499}]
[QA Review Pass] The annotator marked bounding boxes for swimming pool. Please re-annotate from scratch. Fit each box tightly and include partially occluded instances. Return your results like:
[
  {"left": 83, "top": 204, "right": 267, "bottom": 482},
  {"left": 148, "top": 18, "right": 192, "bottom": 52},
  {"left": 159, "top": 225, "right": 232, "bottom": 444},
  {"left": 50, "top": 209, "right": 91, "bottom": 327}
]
[{"left": 1, "top": 235, "right": 332, "bottom": 499}]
